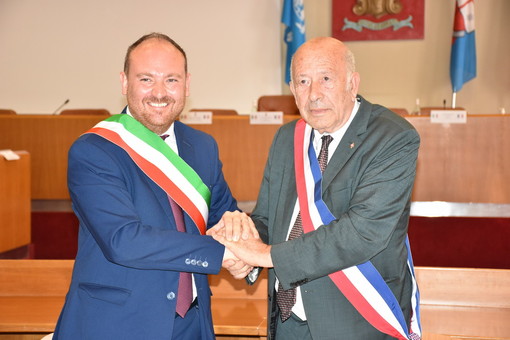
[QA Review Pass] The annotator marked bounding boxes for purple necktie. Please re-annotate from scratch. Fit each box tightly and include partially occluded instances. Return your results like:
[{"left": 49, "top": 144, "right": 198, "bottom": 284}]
[
  {"left": 161, "top": 134, "right": 193, "bottom": 318},
  {"left": 276, "top": 134, "right": 333, "bottom": 322},
  {"left": 169, "top": 199, "right": 193, "bottom": 318}
]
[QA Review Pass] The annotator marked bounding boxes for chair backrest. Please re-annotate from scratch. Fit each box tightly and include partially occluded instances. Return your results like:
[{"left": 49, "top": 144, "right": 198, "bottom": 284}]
[
  {"left": 0, "top": 109, "right": 16, "bottom": 115},
  {"left": 189, "top": 109, "right": 238, "bottom": 115},
  {"left": 257, "top": 95, "right": 299, "bottom": 115},
  {"left": 389, "top": 108, "right": 409, "bottom": 116},
  {"left": 60, "top": 109, "right": 110, "bottom": 115}
]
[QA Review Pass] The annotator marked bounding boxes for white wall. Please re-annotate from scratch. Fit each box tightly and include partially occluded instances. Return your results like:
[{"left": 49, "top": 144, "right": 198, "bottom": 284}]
[
  {"left": 1, "top": 0, "right": 509, "bottom": 115},
  {"left": 0, "top": 0, "right": 282, "bottom": 114},
  {"left": 304, "top": 0, "right": 510, "bottom": 114}
]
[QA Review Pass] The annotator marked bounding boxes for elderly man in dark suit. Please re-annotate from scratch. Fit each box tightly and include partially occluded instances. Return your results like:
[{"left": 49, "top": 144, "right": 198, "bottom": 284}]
[{"left": 210, "top": 37, "right": 422, "bottom": 340}]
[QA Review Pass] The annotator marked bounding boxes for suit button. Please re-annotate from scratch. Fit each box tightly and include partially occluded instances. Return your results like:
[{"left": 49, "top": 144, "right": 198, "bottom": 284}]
[
  {"left": 185, "top": 258, "right": 191, "bottom": 265},
  {"left": 166, "top": 292, "right": 176, "bottom": 300},
  {"left": 191, "top": 259, "right": 197, "bottom": 265},
  {"left": 202, "top": 261, "right": 208, "bottom": 268},
  {"left": 197, "top": 260, "right": 202, "bottom": 266}
]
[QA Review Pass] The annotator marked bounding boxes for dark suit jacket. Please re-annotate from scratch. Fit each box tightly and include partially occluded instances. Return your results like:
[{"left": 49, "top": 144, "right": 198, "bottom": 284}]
[
  {"left": 251, "top": 96, "right": 420, "bottom": 339},
  {"left": 54, "top": 120, "right": 237, "bottom": 340}
]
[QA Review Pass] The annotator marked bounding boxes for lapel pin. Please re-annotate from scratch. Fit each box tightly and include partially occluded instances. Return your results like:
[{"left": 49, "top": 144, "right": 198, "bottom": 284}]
[{"left": 350, "top": 143, "right": 355, "bottom": 149}]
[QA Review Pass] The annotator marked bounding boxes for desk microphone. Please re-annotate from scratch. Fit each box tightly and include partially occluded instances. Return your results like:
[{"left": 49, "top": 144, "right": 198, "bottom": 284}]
[{"left": 53, "top": 99, "right": 70, "bottom": 115}]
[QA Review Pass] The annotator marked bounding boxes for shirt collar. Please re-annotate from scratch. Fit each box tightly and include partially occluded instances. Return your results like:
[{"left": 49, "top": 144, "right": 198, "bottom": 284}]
[{"left": 313, "top": 99, "right": 360, "bottom": 150}]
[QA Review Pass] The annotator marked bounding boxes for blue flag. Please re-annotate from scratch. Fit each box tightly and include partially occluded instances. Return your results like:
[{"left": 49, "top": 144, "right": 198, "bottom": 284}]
[
  {"left": 450, "top": 0, "right": 476, "bottom": 92},
  {"left": 282, "top": 0, "right": 306, "bottom": 84}
]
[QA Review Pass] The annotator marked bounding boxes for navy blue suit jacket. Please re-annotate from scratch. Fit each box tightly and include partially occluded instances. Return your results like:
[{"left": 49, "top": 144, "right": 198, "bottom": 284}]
[{"left": 54, "top": 120, "right": 237, "bottom": 339}]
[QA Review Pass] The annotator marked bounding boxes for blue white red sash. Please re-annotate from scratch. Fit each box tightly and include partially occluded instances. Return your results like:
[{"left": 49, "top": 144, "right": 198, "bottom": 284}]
[
  {"left": 85, "top": 114, "right": 210, "bottom": 235},
  {"left": 294, "top": 119, "right": 421, "bottom": 340}
]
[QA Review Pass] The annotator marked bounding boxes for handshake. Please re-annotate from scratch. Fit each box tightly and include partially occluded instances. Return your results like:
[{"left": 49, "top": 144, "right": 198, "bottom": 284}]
[{"left": 206, "top": 211, "right": 273, "bottom": 279}]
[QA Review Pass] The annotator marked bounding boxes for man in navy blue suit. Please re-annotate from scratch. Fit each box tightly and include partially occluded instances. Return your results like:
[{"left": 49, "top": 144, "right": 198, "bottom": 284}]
[{"left": 53, "top": 33, "right": 253, "bottom": 340}]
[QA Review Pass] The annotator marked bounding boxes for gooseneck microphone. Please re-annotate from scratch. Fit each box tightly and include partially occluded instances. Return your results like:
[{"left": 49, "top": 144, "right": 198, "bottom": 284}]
[{"left": 53, "top": 99, "right": 70, "bottom": 115}]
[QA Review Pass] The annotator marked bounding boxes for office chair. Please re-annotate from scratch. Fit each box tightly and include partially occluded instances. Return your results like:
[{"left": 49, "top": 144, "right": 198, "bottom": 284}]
[
  {"left": 60, "top": 109, "right": 110, "bottom": 115},
  {"left": 189, "top": 109, "right": 238, "bottom": 115},
  {"left": 0, "top": 109, "right": 16, "bottom": 115},
  {"left": 257, "top": 95, "right": 299, "bottom": 115}
]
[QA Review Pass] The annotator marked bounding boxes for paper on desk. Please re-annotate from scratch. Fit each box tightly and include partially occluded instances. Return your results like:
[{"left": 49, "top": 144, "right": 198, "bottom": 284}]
[{"left": 0, "top": 149, "right": 21, "bottom": 160}]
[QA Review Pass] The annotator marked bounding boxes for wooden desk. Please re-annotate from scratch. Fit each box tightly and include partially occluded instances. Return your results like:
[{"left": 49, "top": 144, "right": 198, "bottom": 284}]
[
  {"left": 405, "top": 114, "right": 510, "bottom": 203},
  {"left": 0, "top": 151, "right": 30, "bottom": 254},
  {"left": 0, "top": 260, "right": 71, "bottom": 337},
  {"left": 0, "top": 115, "right": 104, "bottom": 200},
  {"left": 0, "top": 260, "right": 268, "bottom": 339},
  {"left": 210, "top": 268, "right": 268, "bottom": 338},
  {"left": 417, "top": 267, "right": 510, "bottom": 339},
  {"left": 2, "top": 261, "right": 510, "bottom": 340},
  {"left": 180, "top": 115, "right": 297, "bottom": 201},
  {"left": 1, "top": 114, "right": 509, "bottom": 203},
  {"left": 0, "top": 114, "right": 296, "bottom": 201}
]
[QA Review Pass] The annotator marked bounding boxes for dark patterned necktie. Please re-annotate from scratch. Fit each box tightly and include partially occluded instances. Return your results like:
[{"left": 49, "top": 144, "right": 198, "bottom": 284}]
[
  {"left": 161, "top": 134, "right": 193, "bottom": 318},
  {"left": 276, "top": 135, "right": 333, "bottom": 322}
]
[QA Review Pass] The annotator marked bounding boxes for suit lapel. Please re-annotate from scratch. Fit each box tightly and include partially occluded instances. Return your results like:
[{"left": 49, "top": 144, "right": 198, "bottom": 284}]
[
  {"left": 145, "top": 174, "right": 175, "bottom": 226},
  {"left": 322, "top": 97, "right": 371, "bottom": 190},
  {"left": 273, "top": 155, "right": 298, "bottom": 243},
  {"left": 151, "top": 178, "right": 197, "bottom": 234},
  {"left": 270, "top": 122, "right": 300, "bottom": 243},
  {"left": 174, "top": 121, "right": 196, "bottom": 172}
]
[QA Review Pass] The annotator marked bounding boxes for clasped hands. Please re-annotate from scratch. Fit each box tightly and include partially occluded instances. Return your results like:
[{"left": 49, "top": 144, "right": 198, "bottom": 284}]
[{"left": 208, "top": 211, "right": 272, "bottom": 280}]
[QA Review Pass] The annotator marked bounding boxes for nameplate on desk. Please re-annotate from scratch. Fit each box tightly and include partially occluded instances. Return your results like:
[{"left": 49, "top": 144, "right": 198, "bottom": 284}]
[
  {"left": 180, "top": 111, "right": 213, "bottom": 125},
  {"left": 250, "top": 111, "right": 283, "bottom": 125},
  {"left": 430, "top": 110, "right": 467, "bottom": 124}
]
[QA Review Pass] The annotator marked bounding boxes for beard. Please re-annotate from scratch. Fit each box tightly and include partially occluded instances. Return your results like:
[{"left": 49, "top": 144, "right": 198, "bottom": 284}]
[{"left": 128, "top": 95, "right": 185, "bottom": 135}]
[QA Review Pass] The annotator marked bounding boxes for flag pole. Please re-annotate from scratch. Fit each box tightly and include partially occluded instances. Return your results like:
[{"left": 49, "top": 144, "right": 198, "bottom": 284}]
[{"left": 452, "top": 92, "right": 457, "bottom": 109}]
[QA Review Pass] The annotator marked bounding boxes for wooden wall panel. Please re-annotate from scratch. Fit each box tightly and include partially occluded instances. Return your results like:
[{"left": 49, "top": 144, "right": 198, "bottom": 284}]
[
  {"left": 0, "top": 152, "right": 30, "bottom": 253},
  {"left": 1, "top": 114, "right": 509, "bottom": 203},
  {"left": 407, "top": 115, "right": 510, "bottom": 203},
  {"left": 0, "top": 115, "right": 294, "bottom": 201},
  {"left": 185, "top": 115, "right": 297, "bottom": 201},
  {"left": 0, "top": 115, "right": 104, "bottom": 199}
]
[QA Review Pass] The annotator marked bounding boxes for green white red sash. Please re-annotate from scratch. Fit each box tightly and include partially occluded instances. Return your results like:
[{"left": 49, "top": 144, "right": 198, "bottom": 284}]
[
  {"left": 294, "top": 119, "right": 421, "bottom": 340},
  {"left": 85, "top": 114, "right": 210, "bottom": 235}
]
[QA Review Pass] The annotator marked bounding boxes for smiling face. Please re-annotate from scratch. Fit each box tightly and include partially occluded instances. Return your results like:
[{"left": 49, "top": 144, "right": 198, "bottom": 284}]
[
  {"left": 290, "top": 37, "right": 360, "bottom": 134},
  {"left": 120, "top": 38, "right": 190, "bottom": 135}
]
